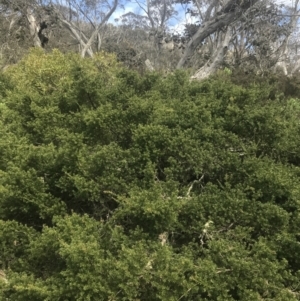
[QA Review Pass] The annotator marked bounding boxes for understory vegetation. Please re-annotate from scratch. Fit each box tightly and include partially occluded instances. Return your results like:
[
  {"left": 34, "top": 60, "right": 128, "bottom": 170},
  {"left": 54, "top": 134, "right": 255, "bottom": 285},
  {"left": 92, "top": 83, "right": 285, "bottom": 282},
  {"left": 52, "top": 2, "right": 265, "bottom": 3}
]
[{"left": 1, "top": 49, "right": 300, "bottom": 300}]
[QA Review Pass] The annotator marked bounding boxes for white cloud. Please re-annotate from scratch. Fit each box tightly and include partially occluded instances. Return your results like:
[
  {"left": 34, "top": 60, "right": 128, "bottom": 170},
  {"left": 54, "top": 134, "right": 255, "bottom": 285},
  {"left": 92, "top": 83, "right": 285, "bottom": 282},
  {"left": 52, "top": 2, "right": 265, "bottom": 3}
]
[{"left": 112, "top": 3, "right": 137, "bottom": 22}]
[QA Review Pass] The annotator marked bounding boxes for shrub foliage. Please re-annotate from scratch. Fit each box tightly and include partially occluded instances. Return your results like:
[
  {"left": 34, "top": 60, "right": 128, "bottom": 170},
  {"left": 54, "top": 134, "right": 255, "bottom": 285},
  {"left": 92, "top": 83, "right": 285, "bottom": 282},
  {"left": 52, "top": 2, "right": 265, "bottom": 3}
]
[{"left": 1, "top": 50, "right": 300, "bottom": 300}]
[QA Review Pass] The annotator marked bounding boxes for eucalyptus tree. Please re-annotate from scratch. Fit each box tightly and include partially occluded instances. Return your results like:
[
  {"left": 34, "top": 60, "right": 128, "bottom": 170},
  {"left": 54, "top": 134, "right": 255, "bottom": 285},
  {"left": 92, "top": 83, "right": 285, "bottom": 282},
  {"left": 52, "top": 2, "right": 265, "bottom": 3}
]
[
  {"left": 238, "top": 0, "right": 300, "bottom": 75},
  {"left": 175, "top": 0, "right": 266, "bottom": 79},
  {"left": 172, "top": 0, "right": 300, "bottom": 80},
  {"left": 113, "top": 0, "right": 181, "bottom": 70},
  {"left": 126, "top": 0, "right": 176, "bottom": 37},
  {"left": 0, "top": 0, "right": 122, "bottom": 58},
  {"left": 280, "top": 0, "right": 300, "bottom": 75},
  {"left": 0, "top": 0, "right": 51, "bottom": 66},
  {"left": 45, "top": 0, "right": 120, "bottom": 57}
]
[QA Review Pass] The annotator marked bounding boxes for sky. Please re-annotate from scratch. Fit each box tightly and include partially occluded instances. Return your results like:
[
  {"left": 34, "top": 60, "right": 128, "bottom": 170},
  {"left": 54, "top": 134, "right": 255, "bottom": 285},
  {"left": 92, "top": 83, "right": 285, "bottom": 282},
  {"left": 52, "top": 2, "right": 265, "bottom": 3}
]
[
  {"left": 276, "top": 0, "right": 294, "bottom": 4},
  {"left": 111, "top": 0, "right": 299, "bottom": 33},
  {"left": 111, "top": 1, "right": 199, "bottom": 33}
]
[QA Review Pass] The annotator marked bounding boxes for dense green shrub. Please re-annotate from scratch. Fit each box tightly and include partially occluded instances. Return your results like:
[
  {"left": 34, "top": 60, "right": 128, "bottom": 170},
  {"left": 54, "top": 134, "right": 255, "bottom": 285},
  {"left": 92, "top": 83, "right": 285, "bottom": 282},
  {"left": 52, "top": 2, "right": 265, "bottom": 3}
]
[{"left": 1, "top": 49, "right": 300, "bottom": 300}]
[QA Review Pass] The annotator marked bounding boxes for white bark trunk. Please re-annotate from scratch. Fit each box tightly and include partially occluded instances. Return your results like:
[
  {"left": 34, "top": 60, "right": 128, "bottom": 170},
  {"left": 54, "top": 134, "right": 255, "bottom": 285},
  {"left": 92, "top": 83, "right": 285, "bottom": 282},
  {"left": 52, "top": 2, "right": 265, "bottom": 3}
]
[
  {"left": 80, "top": 0, "right": 118, "bottom": 57},
  {"left": 191, "top": 27, "right": 232, "bottom": 81},
  {"left": 53, "top": 0, "right": 118, "bottom": 58},
  {"left": 290, "top": 59, "right": 300, "bottom": 75},
  {"left": 60, "top": 18, "right": 94, "bottom": 57},
  {"left": 281, "top": 0, "right": 300, "bottom": 76},
  {"left": 274, "top": 61, "right": 288, "bottom": 76},
  {"left": 176, "top": 0, "right": 259, "bottom": 69},
  {"left": 26, "top": 8, "right": 42, "bottom": 48},
  {"left": 145, "top": 59, "right": 155, "bottom": 71}
]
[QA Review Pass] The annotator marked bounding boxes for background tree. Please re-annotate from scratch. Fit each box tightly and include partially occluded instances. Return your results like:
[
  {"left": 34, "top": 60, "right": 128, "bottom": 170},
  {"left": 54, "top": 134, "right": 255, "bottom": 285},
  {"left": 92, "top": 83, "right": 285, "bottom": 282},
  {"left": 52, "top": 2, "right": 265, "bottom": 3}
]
[
  {"left": 116, "top": 0, "right": 181, "bottom": 70},
  {"left": 0, "top": 0, "right": 48, "bottom": 66},
  {"left": 174, "top": 0, "right": 300, "bottom": 79},
  {"left": 1, "top": 0, "right": 300, "bottom": 78},
  {"left": 47, "top": 0, "right": 119, "bottom": 57}
]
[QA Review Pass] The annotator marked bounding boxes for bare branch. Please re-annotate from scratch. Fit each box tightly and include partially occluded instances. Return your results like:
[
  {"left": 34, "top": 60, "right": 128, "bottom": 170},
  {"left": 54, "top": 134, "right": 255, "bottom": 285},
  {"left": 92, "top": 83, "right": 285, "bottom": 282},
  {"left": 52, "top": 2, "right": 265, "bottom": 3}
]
[
  {"left": 186, "top": 174, "right": 204, "bottom": 197},
  {"left": 81, "top": 0, "right": 118, "bottom": 57}
]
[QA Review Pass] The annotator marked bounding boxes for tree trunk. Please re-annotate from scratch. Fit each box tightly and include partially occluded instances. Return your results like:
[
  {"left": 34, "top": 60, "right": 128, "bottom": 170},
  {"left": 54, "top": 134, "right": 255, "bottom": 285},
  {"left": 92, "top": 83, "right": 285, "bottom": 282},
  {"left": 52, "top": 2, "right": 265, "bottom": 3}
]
[
  {"left": 26, "top": 8, "right": 42, "bottom": 48},
  {"left": 176, "top": 0, "right": 259, "bottom": 69},
  {"left": 51, "top": 0, "right": 118, "bottom": 58},
  {"left": 145, "top": 59, "right": 155, "bottom": 71},
  {"left": 191, "top": 27, "right": 232, "bottom": 81},
  {"left": 280, "top": 0, "right": 300, "bottom": 76}
]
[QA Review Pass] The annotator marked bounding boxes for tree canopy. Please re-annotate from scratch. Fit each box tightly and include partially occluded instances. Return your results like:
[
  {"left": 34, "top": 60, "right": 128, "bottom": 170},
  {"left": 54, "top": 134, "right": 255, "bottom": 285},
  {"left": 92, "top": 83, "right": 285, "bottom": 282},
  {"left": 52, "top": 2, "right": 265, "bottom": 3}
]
[{"left": 1, "top": 0, "right": 300, "bottom": 78}]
